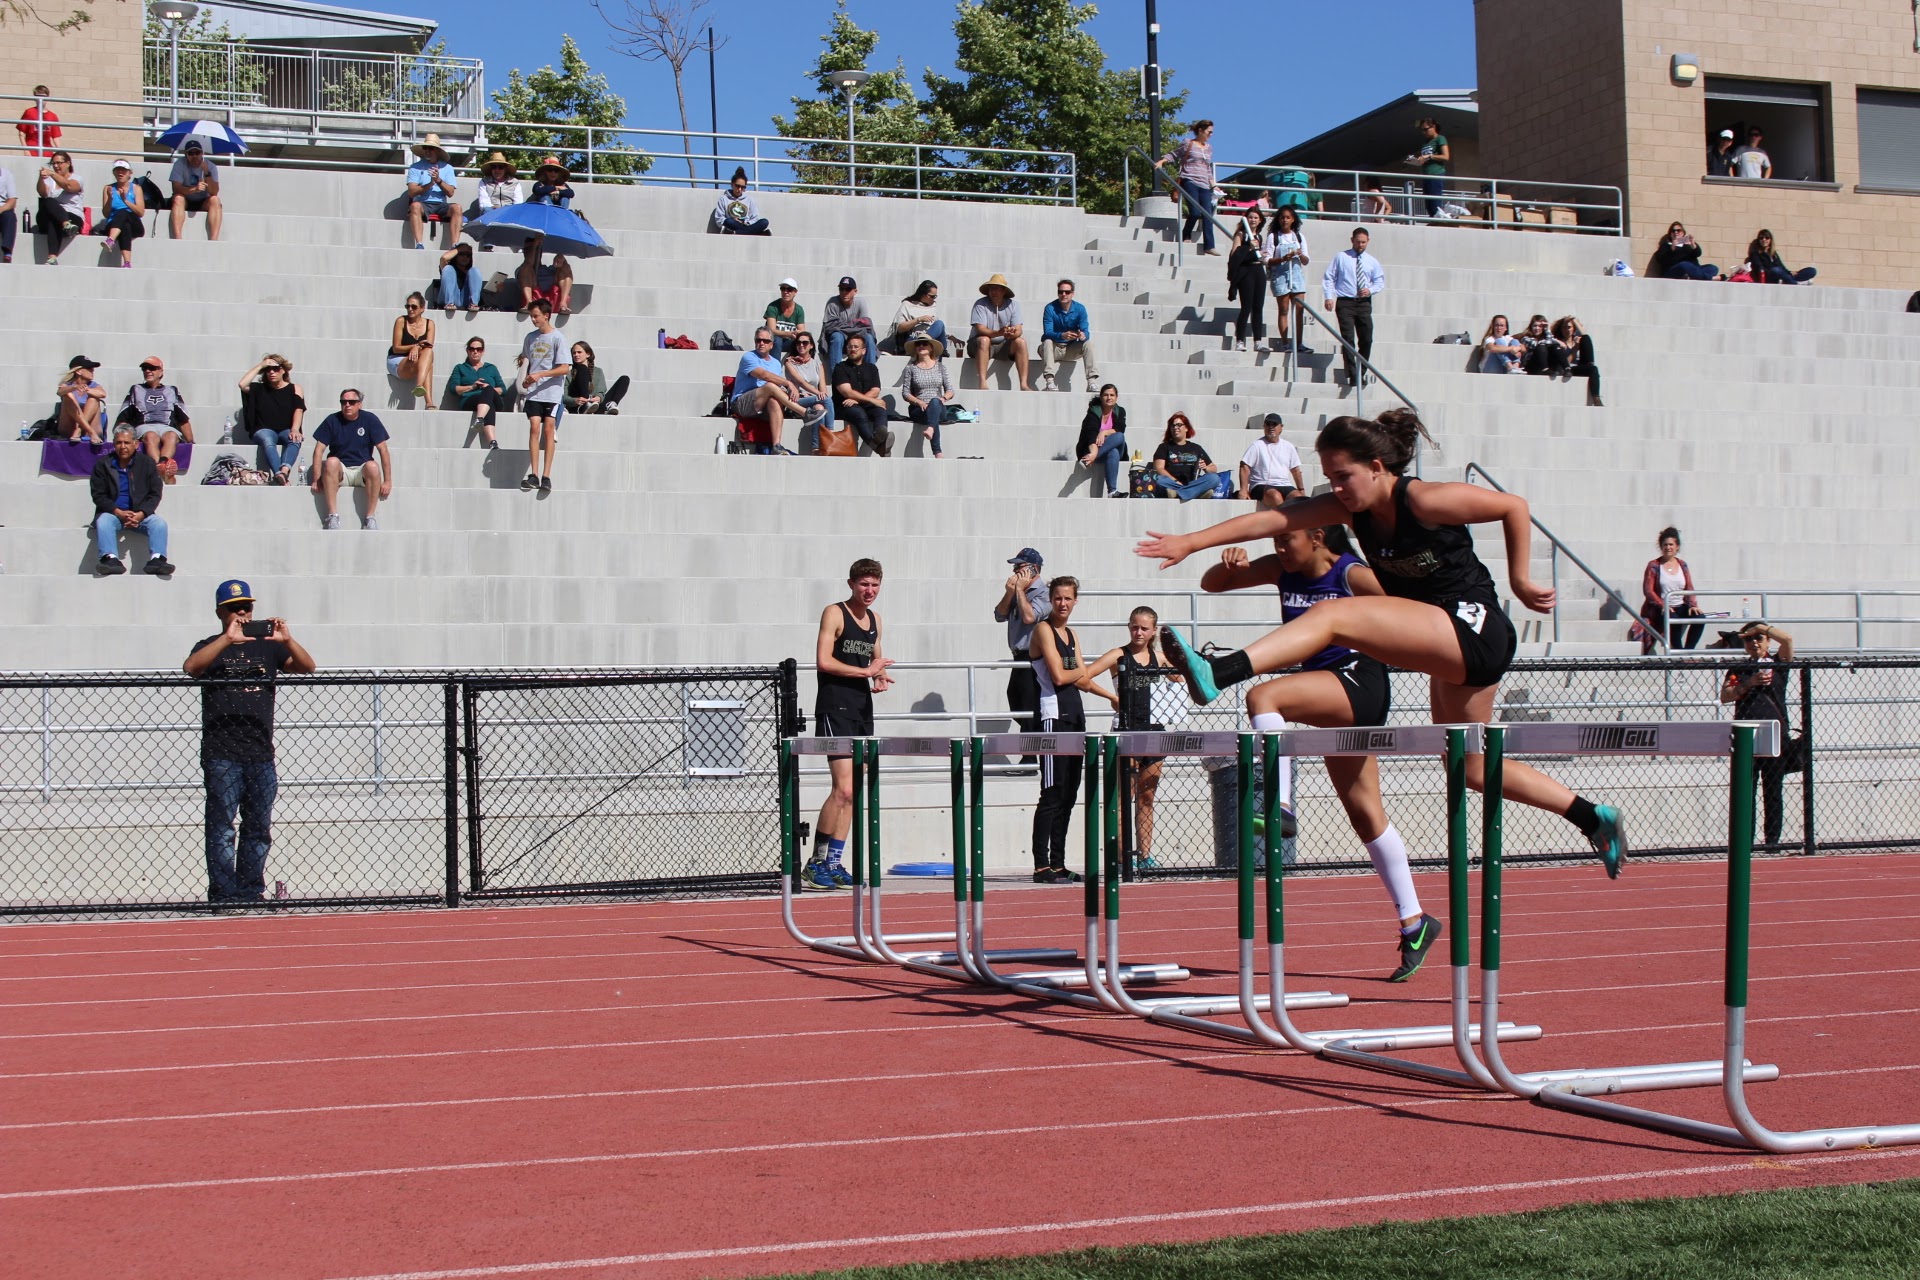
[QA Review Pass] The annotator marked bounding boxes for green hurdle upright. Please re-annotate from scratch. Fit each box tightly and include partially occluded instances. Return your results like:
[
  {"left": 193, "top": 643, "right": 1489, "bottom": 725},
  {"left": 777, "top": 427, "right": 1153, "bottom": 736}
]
[{"left": 1490, "top": 722, "right": 1920, "bottom": 1151}]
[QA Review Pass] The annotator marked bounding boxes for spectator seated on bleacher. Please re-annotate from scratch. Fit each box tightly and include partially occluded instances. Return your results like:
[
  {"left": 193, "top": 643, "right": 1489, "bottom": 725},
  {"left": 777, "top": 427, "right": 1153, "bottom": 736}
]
[
  {"left": 55, "top": 355, "right": 106, "bottom": 442},
  {"left": 309, "top": 390, "right": 393, "bottom": 531},
  {"left": 894, "top": 334, "right": 957, "bottom": 458},
  {"left": 831, "top": 333, "right": 892, "bottom": 457},
  {"left": 1551, "top": 315, "right": 1603, "bottom": 408},
  {"left": 438, "top": 242, "right": 484, "bottom": 316},
  {"left": 1477, "top": 314, "right": 1524, "bottom": 373},
  {"left": 764, "top": 278, "right": 808, "bottom": 358},
  {"left": 404, "top": 134, "right": 461, "bottom": 250},
  {"left": 387, "top": 293, "right": 436, "bottom": 400},
  {"left": 237, "top": 354, "right": 306, "bottom": 485},
  {"left": 114, "top": 356, "right": 193, "bottom": 483},
  {"left": 529, "top": 157, "right": 576, "bottom": 210},
  {"left": 731, "top": 327, "right": 805, "bottom": 454},
  {"left": 89, "top": 426, "right": 173, "bottom": 577},
  {"left": 1076, "top": 383, "right": 1129, "bottom": 498},
  {"left": 100, "top": 160, "right": 146, "bottom": 268},
  {"left": 1040, "top": 278, "right": 1099, "bottom": 391},
  {"left": 1518, "top": 313, "right": 1565, "bottom": 377},
  {"left": 822, "top": 277, "right": 876, "bottom": 369},
  {"left": 561, "top": 341, "right": 629, "bottom": 415},
  {"left": 1746, "top": 229, "right": 1816, "bottom": 286},
  {"left": 970, "top": 274, "right": 1033, "bottom": 392},
  {"left": 446, "top": 336, "right": 506, "bottom": 446},
  {"left": 888, "top": 280, "right": 950, "bottom": 356},
  {"left": 35, "top": 151, "right": 85, "bottom": 264},
  {"left": 473, "top": 152, "right": 521, "bottom": 225},
  {"left": 516, "top": 235, "right": 574, "bottom": 315},
  {"left": 169, "top": 140, "right": 222, "bottom": 242},
  {"left": 0, "top": 161, "right": 19, "bottom": 264},
  {"left": 1651, "top": 221, "right": 1719, "bottom": 281},
  {"left": 712, "top": 167, "right": 770, "bottom": 236}
]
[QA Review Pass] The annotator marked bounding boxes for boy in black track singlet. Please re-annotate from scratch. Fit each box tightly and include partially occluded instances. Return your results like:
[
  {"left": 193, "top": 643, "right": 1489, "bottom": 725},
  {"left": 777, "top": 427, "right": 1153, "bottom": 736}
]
[
  {"left": 1136, "top": 409, "right": 1630, "bottom": 879},
  {"left": 806, "top": 559, "right": 894, "bottom": 889}
]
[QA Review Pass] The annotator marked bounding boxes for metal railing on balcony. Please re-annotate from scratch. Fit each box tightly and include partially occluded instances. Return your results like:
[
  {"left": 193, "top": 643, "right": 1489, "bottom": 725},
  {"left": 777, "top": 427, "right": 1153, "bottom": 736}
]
[{"left": 142, "top": 39, "right": 486, "bottom": 123}]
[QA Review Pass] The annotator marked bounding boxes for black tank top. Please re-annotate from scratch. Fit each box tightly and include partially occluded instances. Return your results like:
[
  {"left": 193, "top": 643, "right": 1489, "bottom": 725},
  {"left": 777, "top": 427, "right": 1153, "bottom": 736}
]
[
  {"left": 1117, "top": 646, "right": 1161, "bottom": 731},
  {"left": 1034, "top": 622, "right": 1085, "bottom": 723},
  {"left": 818, "top": 603, "right": 877, "bottom": 701},
  {"left": 1351, "top": 475, "right": 1499, "bottom": 609}
]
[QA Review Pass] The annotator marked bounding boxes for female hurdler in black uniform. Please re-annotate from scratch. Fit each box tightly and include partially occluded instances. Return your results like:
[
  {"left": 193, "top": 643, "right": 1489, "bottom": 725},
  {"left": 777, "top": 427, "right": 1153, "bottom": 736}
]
[{"left": 1135, "top": 409, "right": 1628, "bottom": 877}]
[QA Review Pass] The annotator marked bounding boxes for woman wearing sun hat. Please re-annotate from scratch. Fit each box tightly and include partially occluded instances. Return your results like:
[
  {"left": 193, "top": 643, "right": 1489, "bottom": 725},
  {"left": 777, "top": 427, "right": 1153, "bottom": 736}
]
[
  {"left": 475, "top": 152, "right": 522, "bottom": 212},
  {"left": 530, "top": 156, "right": 575, "bottom": 209},
  {"left": 405, "top": 133, "right": 461, "bottom": 248}
]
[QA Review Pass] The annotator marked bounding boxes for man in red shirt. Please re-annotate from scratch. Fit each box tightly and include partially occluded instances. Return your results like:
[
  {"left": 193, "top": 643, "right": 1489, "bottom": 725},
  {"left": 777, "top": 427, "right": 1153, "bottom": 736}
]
[{"left": 17, "top": 86, "right": 62, "bottom": 157}]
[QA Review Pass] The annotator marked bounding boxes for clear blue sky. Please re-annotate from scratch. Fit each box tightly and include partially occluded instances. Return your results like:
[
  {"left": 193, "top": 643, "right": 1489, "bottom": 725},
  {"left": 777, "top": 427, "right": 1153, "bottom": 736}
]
[{"left": 423, "top": 0, "right": 1477, "bottom": 169}]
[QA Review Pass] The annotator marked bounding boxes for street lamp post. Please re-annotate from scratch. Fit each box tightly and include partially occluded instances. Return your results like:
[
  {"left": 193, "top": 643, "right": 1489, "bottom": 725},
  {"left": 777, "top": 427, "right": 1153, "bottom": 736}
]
[
  {"left": 705, "top": 26, "right": 719, "bottom": 183},
  {"left": 1144, "top": 0, "right": 1162, "bottom": 192},
  {"left": 148, "top": 0, "right": 200, "bottom": 126},
  {"left": 830, "top": 69, "right": 871, "bottom": 196}
]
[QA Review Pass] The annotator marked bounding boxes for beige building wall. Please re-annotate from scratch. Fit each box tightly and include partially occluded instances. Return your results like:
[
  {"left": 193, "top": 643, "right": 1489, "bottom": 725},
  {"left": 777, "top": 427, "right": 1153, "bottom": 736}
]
[
  {"left": 1479, "top": 0, "right": 1920, "bottom": 288},
  {"left": 3, "top": 0, "right": 142, "bottom": 163}
]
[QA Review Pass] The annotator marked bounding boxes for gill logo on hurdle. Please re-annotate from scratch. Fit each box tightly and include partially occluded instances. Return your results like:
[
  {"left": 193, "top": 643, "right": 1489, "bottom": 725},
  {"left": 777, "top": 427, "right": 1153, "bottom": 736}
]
[
  {"left": 1577, "top": 726, "right": 1661, "bottom": 753},
  {"left": 1331, "top": 728, "right": 1399, "bottom": 753},
  {"left": 1166, "top": 734, "right": 1205, "bottom": 753}
]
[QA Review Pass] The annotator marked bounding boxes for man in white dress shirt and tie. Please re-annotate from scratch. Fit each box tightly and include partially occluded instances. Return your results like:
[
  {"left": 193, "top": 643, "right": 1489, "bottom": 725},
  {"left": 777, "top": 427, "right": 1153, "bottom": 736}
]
[{"left": 1322, "top": 227, "right": 1387, "bottom": 390}]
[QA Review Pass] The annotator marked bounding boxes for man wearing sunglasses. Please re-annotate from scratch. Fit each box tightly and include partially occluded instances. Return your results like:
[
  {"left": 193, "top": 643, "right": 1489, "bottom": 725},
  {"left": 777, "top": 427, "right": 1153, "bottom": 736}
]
[
  {"left": 184, "top": 579, "right": 316, "bottom": 907},
  {"left": 1039, "top": 277, "right": 1099, "bottom": 392},
  {"left": 114, "top": 356, "right": 193, "bottom": 483},
  {"left": 730, "top": 327, "right": 804, "bottom": 455},
  {"left": 309, "top": 390, "right": 393, "bottom": 530}
]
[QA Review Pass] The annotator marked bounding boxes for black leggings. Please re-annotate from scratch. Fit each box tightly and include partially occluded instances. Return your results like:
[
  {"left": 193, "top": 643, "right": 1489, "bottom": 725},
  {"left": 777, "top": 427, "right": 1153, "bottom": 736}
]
[
  {"left": 1566, "top": 335, "right": 1601, "bottom": 399},
  {"left": 836, "top": 400, "right": 888, "bottom": 449},
  {"left": 1234, "top": 291, "right": 1265, "bottom": 343},
  {"left": 1032, "top": 719, "right": 1086, "bottom": 870},
  {"left": 1524, "top": 342, "right": 1567, "bottom": 376},
  {"left": 37, "top": 197, "right": 81, "bottom": 255},
  {"left": 0, "top": 208, "right": 15, "bottom": 259},
  {"left": 464, "top": 387, "right": 504, "bottom": 417},
  {"left": 104, "top": 209, "right": 144, "bottom": 248},
  {"left": 566, "top": 375, "right": 631, "bottom": 413}
]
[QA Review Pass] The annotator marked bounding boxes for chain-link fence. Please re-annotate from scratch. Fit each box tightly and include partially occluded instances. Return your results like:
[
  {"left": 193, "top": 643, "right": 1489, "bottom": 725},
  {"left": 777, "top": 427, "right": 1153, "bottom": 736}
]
[
  {"left": 1115, "top": 656, "right": 1920, "bottom": 877},
  {"left": 0, "top": 665, "right": 795, "bottom": 920}
]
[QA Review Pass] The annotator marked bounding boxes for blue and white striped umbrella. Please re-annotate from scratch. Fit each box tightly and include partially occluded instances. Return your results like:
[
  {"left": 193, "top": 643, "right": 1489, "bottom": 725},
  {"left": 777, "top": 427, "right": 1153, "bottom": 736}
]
[{"left": 155, "top": 120, "right": 250, "bottom": 155}]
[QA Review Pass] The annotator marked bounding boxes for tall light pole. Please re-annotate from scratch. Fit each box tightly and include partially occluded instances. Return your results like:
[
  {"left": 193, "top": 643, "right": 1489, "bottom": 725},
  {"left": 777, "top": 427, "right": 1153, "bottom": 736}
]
[
  {"left": 1144, "top": 0, "right": 1162, "bottom": 191},
  {"left": 705, "top": 26, "right": 719, "bottom": 183},
  {"left": 149, "top": 0, "right": 200, "bottom": 126},
  {"left": 830, "top": 68, "right": 871, "bottom": 196}
]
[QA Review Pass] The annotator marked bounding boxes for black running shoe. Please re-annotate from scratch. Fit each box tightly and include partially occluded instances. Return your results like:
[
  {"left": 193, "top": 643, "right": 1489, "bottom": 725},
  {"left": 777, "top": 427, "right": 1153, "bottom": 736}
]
[
  {"left": 1387, "top": 913, "right": 1443, "bottom": 982},
  {"left": 1032, "top": 868, "right": 1055, "bottom": 884},
  {"left": 1049, "top": 866, "right": 1083, "bottom": 883}
]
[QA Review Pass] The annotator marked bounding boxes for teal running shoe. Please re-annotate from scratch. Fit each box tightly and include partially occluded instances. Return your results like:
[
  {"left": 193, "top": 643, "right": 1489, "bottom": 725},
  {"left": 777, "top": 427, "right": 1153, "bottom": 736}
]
[
  {"left": 1589, "top": 804, "right": 1628, "bottom": 879},
  {"left": 1159, "top": 626, "right": 1220, "bottom": 706}
]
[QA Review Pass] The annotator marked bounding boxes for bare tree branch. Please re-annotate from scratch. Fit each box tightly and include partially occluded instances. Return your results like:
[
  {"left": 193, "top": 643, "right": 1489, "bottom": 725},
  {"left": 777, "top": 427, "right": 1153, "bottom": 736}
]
[{"left": 591, "top": 0, "right": 726, "bottom": 184}]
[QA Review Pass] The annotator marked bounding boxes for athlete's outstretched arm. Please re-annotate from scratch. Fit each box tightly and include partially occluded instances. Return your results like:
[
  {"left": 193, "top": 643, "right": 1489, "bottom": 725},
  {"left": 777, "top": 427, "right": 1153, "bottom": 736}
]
[
  {"left": 1199, "top": 547, "right": 1283, "bottom": 594},
  {"left": 1136, "top": 493, "right": 1348, "bottom": 569},
  {"left": 1403, "top": 480, "right": 1554, "bottom": 613}
]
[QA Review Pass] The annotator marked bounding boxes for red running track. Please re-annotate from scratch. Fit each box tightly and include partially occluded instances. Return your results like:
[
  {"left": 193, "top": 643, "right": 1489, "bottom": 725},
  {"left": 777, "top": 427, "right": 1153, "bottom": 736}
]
[{"left": 3, "top": 854, "right": 1919, "bottom": 1279}]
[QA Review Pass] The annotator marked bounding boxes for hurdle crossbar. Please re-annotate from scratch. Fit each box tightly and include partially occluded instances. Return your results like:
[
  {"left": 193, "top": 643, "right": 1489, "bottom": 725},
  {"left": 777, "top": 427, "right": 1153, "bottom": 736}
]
[
  {"left": 1461, "top": 723, "right": 1782, "bottom": 1132},
  {"left": 1497, "top": 722, "right": 1920, "bottom": 1151}
]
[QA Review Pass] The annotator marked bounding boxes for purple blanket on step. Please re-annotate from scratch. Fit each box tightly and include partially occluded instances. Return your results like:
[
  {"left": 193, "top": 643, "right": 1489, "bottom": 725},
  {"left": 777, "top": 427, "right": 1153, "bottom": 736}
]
[{"left": 38, "top": 440, "right": 194, "bottom": 478}]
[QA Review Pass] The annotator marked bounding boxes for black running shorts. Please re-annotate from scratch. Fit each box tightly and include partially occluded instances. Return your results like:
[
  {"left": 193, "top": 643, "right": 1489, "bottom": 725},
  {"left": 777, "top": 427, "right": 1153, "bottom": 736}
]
[
  {"left": 1443, "top": 597, "right": 1518, "bottom": 688},
  {"left": 1330, "top": 654, "right": 1393, "bottom": 726}
]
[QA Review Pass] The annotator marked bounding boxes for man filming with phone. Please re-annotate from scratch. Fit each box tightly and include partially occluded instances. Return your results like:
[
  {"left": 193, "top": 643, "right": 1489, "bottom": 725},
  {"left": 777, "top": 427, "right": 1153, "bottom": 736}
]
[{"left": 184, "top": 580, "right": 317, "bottom": 908}]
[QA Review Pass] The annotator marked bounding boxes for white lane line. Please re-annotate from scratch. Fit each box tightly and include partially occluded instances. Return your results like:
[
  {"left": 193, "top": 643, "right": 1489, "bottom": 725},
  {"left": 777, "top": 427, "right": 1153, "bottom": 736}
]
[
  {"left": 0, "top": 1012, "right": 1103, "bottom": 1080},
  {"left": 0, "top": 1050, "right": 1259, "bottom": 1130},
  {"left": 312, "top": 1147, "right": 1920, "bottom": 1280},
  {"left": 0, "top": 1096, "right": 1491, "bottom": 1200}
]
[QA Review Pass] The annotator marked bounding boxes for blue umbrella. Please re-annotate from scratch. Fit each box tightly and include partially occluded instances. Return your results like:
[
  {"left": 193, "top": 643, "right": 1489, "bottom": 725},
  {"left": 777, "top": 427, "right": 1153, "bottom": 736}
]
[
  {"left": 466, "top": 202, "right": 613, "bottom": 259},
  {"left": 156, "top": 119, "right": 249, "bottom": 155}
]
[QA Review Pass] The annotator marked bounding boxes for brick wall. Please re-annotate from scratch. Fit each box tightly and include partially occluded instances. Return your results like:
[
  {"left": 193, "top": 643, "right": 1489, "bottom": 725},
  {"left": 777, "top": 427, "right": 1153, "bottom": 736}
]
[
  {"left": 2, "top": 0, "right": 142, "bottom": 163},
  {"left": 1475, "top": 0, "right": 1630, "bottom": 195}
]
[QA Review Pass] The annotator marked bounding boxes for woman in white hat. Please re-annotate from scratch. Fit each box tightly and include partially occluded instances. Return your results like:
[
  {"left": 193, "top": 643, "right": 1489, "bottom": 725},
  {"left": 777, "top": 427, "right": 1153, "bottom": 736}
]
[
  {"left": 405, "top": 133, "right": 461, "bottom": 248},
  {"left": 475, "top": 153, "right": 521, "bottom": 213},
  {"left": 99, "top": 159, "right": 145, "bottom": 267}
]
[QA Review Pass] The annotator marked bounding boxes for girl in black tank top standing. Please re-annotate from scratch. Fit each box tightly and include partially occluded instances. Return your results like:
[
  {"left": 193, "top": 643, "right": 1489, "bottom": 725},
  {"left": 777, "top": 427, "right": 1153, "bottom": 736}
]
[
  {"left": 1135, "top": 409, "right": 1628, "bottom": 879},
  {"left": 1029, "top": 577, "right": 1118, "bottom": 884},
  {"left": 1083, "top": 606, "right": 1179, "bottom": 873},
  {"left": 805, "top": 559, "right": 894, "bottom": 890}
]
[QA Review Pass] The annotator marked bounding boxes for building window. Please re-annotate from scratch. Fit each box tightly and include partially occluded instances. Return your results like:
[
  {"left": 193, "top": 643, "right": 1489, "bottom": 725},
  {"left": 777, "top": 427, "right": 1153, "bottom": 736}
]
[
  {"left": 1858, "top": 88, "right": 1920, "bottom": 191},
  {"left": 1705, "top": 76, "right": 1830, "bottom": 182}
]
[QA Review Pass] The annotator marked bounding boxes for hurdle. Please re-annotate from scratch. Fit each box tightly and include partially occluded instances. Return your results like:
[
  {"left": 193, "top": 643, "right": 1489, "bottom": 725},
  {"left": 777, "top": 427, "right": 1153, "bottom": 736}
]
[
  {"left": 1482, "top": 722, "right": 1920, "bottom": 1151},
  {"left": 777, "top": 735, "right": 1073, "bottom": 970},
  {"left": 1138, "top": 727, "right": 1540, "bottom": 1081}
]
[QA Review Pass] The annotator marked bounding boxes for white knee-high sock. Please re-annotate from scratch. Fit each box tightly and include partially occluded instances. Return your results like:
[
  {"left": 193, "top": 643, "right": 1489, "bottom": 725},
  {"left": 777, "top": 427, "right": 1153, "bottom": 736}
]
[
  {"left": 1365, "top": 824, "right": 1422, "bottom": 923},
  {"left": 1250, "top": 711, "right": 1291, "bottom": 806}
]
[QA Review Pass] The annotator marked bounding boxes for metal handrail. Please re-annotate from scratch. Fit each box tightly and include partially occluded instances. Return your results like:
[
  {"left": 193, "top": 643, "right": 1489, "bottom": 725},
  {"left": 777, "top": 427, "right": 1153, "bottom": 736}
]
[
  {"left": 1208, "top": 159, "right": 1625, "bottom": 235},
  {"left": 1663, "top": 588, "right": 1920, "bottom": 652},
  {"left": 1124, "top": 145, "right": 1420, "bottom": 426},
  {"left": 1463, "top": 462, "right": 1648, "bottom": 648},
  {"left": 0, "top": 92, "right": 1077, "bottom": 206}
]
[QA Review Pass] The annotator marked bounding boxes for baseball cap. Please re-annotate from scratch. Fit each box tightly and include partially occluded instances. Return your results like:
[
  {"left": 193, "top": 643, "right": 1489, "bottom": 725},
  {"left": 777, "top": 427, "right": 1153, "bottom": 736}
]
[
  {"left": 1262, "top": 412, "right": 1284, "bottom": 426},
  {"left": 67, "top": 354, "right": 101, "bottom": 370},
  {"left": 214, "top": 579, "right": 256, "bottom": 609},
  {"left": 184, "top": 139, "right": 204, "bottom": 152},
  {"left": 1718, "top": 129, "right": 1734, "bottom": 139},
  {"left": 778, "top": 277, "right": 800, "bottom": 291},
  {"left": 1007, "top": 547, "right": 1044, "bottom": 568},
  {"left": 838, "top": 276, "right": 857, "bottom": 291}
]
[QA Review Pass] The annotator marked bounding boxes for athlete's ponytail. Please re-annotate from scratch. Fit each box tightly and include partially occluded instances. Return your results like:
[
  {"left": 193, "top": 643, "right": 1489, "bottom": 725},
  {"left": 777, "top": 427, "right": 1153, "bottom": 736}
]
[{"left": 1315, "top": 408, "right": 1433, "bottom": 476}]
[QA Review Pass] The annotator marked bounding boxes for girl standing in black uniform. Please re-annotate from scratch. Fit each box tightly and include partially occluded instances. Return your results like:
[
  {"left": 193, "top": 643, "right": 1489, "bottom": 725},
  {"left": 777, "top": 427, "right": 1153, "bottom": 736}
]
[
  {"left": 807, "top": 559, "right": 894, "bottom": 890},
  {"left": 1136, "top": 410, "right": 1628, "bottom": 877},
  {"left": 1082, "top": 606, "right": 1179, "bottom": 872},
  {"left": 1029, "top": 577, "right": 1118, "bottom": 883}
]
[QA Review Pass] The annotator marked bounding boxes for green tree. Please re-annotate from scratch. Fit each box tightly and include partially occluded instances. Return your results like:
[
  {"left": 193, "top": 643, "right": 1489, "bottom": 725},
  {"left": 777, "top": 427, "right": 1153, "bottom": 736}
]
[
  {"left": 487, "top": 35, "right": 650, "bottom": 184},
  {"left": 772, "top": 0, "right": 945, "bottom": 195},
  {"left": 923, "top": 0, "right": 1187, "bottom": 213},
  {"left": 143, "top": 9, "right": 267, "bottom": 106},
  {"left": 318, "top": 39, "right": 468, "bottom": 116}
]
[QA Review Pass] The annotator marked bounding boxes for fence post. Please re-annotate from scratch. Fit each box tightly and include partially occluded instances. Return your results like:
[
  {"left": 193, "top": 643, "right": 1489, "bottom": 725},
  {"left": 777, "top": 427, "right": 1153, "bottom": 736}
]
[
  {"left": 442, "top": 680, "right": 460, "bottom": 906},
  {"left": 777, "top": 657, "right": 800, "bottom": 737},
  {"left": 371, "top": 670, "right": 387, "bottom": 797},
  {"left": 462, "top": 681, "right": 484, "bottom": 892},
  {"left": 39, "top": 685, "right": 54, "bottom": 803},
  {"left": 1799, "top": 665, "right": 1815, "bottom": 858}
]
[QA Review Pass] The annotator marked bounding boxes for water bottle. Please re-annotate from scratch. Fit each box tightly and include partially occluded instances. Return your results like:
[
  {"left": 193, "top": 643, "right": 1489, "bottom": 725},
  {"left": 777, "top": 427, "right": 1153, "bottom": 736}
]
[
  {"left": 1741, "top": 597, "right": 1752, "bottom": 619},
  {"left": 219, "top": 414, "right": 235, "bottom": 444},
  {"left": 18, "top": 419, "right": 30, "bottom": 441}
]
